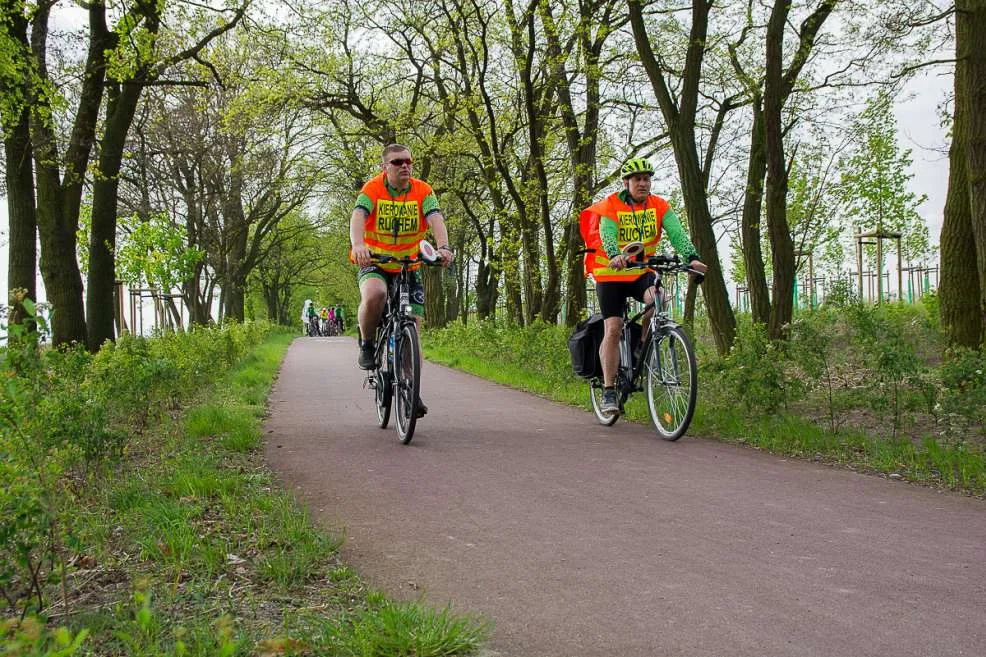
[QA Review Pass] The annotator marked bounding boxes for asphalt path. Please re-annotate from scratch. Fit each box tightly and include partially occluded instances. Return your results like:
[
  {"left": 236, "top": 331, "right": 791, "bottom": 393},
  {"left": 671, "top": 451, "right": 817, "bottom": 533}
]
[{"left": 264, "top": 336, "right": 986, "bottom": 657}]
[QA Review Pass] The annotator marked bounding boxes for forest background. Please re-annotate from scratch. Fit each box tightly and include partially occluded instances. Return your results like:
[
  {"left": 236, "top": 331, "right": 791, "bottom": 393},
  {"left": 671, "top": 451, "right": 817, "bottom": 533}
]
[{"left": 6, "top": 0, "right": 983, "bottom": 353}]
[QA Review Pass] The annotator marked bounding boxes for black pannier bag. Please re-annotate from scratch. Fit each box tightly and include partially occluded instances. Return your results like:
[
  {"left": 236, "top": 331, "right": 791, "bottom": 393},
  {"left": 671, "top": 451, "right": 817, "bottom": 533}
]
[
  {"left": 568, "top": 313, "right": 643, "bottom": 379},
  {"left": 568, "top": 313, "right": 605, "bottom": 378}
]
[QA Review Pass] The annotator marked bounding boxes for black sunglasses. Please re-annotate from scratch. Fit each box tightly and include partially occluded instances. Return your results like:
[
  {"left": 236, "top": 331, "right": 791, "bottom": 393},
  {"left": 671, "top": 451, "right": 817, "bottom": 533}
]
[{"left": 388, "top": 158, "right": 413, "bottom": 167}]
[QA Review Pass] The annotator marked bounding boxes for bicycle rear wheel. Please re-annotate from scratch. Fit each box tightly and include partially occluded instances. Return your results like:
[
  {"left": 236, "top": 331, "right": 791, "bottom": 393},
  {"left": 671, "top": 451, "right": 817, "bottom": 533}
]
[
  {"left": 393, "top": 322, "right": 421, "bottom": 444},
  {"left": 589, "top": 378, "right": 620, "bottom": 426},
  {"left": 645, "top": 325, "right": 697, "bottom": 440},
  {"left": 374, "top": 364, "right": 392, "bottom": 429},
  {"left": 373, "top": 327, "right": 392, "bottom": 428}
]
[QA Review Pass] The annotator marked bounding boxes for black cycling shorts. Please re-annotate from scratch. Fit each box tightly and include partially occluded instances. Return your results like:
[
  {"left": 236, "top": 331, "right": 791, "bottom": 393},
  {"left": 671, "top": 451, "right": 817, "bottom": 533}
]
[{"left": 595, "top": 272, "right": 658, "bottom": 319}]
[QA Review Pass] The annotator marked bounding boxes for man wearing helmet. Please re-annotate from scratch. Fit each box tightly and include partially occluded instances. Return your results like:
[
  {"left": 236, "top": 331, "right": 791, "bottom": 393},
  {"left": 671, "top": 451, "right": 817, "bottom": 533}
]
[{"left": 582, "top": 157, "right": 708, "bottom": 415}]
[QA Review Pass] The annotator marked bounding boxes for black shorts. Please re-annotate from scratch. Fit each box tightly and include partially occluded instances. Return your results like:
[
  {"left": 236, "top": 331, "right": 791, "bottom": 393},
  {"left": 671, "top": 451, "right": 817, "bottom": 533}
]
[
  {"left": 595, "top": 272, "right": 658, "bottom": 319},
  {"left": 357, "top": 266, "right": 426, "bottom": 316}
]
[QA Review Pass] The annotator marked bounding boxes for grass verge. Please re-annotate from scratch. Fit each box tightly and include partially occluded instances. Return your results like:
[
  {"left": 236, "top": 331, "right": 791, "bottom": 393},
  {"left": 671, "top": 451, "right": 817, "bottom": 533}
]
[
  {"left": 4, "top": 329, "right": 490, "bottom": 655},
  {"left": 423, "top": 325, "right": 986, "bottom": 497}
]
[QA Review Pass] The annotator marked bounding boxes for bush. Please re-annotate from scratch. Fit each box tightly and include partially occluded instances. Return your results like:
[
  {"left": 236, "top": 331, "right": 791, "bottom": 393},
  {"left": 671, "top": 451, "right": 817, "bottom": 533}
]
[
  {"left": 707, "top": 317, "right": 805, "bottom": 415},
  {"left": 0, "top": 319, "right": 272, "bottom": 614},
  {"left": 937, "top": 347, "right": 986, "bottom": 439}
]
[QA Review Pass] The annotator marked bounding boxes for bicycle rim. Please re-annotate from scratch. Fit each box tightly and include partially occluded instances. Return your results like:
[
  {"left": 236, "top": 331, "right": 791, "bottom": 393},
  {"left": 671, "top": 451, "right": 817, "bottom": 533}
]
[
  {"left": 393, "top": 322, "right": 421, "bottom": 444},
  {"left": 646, "top": 326, "right": 697, "bottom": 440},
  {"left": 589, "top": 379, "right": 619, "bottom": 426}
]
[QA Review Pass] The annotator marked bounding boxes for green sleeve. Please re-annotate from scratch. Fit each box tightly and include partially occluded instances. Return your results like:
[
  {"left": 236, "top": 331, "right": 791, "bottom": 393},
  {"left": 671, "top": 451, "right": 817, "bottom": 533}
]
[
  {"left": 662, "top": 209, "right": 699, "bottom": 261},
  {"left": 355, "top": 193, "right": 373, "bottom": 215},
  {"left": 599, "top": 216, "right": 620, "bottom": 258},
  {"left": 422, "top": 191, "right": 440, "bottom": 219}
]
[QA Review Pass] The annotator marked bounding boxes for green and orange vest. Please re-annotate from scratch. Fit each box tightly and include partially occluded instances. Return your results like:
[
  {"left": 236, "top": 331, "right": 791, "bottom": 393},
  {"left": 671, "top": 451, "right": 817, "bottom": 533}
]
[
  {"left": 580, "top": 193, "right": 670, "bottom": 282},
  {"left": 353, "top": 174, "right": 434, "bottom": 273}
]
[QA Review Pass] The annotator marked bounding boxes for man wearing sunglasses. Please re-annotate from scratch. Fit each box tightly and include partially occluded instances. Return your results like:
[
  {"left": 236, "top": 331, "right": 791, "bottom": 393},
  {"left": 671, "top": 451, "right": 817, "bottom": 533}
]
[{"left": 350, "top": 144, "right": 454, "bottom": 413}]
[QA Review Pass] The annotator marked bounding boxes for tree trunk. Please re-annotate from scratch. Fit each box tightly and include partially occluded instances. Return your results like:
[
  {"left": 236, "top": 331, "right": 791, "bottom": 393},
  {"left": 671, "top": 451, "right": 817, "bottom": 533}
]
[
  {"left": 3, "top": 106, "right": 37, "bottom": 324},
  {"left": 741, "top": 104, "right": 772, "bottom": 325},
  {"left": 422, "top": 266, "right": 448, "bottom": 328},
  {"left": 763, "top": 0, "right": 795, "bottom": 340},
  {"left": 942, "top": 0, "right": 986, "bottom": 347},
  {"left": 960, "top": 0, "right": 986, "bottom": 344},
  {"left": 87, "top": 81, "right": 144, "bottom": 349}
]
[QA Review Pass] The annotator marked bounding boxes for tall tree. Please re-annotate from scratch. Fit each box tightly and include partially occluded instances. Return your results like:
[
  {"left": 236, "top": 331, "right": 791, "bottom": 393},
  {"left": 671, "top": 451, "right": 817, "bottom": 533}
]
[
  {"left": 86, "top": 0, "right": 248, "bottom": 349},
  {"left": 0, "top": 0, "right": 35, "bottom": 326},
  {"left": 627, "top": 0, "right": 736, "bottom": 354},
  {"left": 29, "top": 1, "right": 111, "bottom": 346},
  {"left": 940, "top": 0, "right": 986, "bottom": 347}
]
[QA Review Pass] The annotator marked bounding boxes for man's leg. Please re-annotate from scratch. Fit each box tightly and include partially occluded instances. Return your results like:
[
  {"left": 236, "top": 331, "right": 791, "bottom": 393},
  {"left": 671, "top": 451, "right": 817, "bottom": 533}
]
[
  {"left": 639, "top": 283, "right": 658, "bottom": 353},
  {"left": 599, "top": 316, "right": 623, "bottom": 388},
  {"left": 357, "top": 276, "right": 387, "bottom": 369},
  {"left": 595, "top": 280, "right": 625, "bottom": 415}
]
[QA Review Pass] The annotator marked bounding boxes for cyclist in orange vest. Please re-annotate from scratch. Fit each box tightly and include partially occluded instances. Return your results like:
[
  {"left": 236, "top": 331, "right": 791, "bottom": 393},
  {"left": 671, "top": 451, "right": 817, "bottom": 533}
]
[
  {"left": 583, "top": 157, "right": 707, "bottom": 415},
  {"left": 350, "top": 144, "right": 454, "bottom": 410}
]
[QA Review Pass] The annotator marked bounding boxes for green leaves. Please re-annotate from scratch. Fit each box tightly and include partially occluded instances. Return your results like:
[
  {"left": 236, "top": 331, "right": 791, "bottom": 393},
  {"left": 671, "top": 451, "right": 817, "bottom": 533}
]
[
  {"left": 115, "top": 212, "right": 205, "bottom": 289},
  {"left": 836, "top": 90, "right": 932, "bottom": 264}
]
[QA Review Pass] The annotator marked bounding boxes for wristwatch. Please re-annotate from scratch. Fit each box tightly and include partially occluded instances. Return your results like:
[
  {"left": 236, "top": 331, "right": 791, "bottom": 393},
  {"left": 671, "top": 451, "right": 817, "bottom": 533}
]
[{"left": 438, "top": 245, "right": 452, "bottom": 253}]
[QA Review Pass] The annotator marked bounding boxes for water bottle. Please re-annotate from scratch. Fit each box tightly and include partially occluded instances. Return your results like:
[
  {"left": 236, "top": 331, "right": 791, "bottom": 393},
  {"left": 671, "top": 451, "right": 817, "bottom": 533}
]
[{"left": 388, "top": 333, "right": 395, "bottom": 366}]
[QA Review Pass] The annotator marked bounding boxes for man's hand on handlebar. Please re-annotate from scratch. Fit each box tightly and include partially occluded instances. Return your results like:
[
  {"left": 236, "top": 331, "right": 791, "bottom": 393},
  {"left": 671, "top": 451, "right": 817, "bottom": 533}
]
[
  {"left": 689, "top": 260, "right": 707, "bottom": 284},
  {"left": 352, "top": 243, "right": 373, "bottom": 267},
  {"left": 608, "top": 254, "right": 629, "bottom": 270}
]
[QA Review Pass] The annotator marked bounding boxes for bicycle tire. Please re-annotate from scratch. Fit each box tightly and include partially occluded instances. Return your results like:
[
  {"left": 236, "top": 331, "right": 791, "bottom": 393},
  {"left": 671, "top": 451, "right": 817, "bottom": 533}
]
[
  {"left": 393, "top": 322, "right": 421, "bottom": 444},
  {"left": 589, "top": 378, "right": 620, "bottom": 426},
  {"left": 645, "top": 325, "right": 697, "bottom": 441},
  {"left": 373, "top": 326, "right": 393, "bottom": 428},
  {"left": 374, "top": 364, "right": 392, "bottom": 429}
]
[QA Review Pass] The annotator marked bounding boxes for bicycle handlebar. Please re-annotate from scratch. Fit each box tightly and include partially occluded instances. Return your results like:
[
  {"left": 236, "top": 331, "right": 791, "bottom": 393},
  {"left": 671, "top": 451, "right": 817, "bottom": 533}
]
[
  {"left": 368, "top": 252, "right": 445, "bottom": 267},
  {"left": 624, "top": 252, "right": 704, "bottom": 284}
]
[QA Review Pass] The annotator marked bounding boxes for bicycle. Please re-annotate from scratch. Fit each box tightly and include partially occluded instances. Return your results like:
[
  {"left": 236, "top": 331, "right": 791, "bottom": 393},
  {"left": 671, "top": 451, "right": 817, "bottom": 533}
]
[
  {"left": 364, "top": 241, "right": 443, "bottom": 444},
  {"left": 588, "top": 249, "right": 701, "bottom": 441}
]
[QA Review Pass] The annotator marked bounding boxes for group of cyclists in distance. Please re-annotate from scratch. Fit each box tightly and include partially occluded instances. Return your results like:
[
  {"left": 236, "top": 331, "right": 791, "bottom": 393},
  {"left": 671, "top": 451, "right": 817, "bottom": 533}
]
[
  {"left": 301, "top": 300, "right": 346, "bottom": 337},
  {"left": 346, "top": 142, "right": 705, "bottom": 423}
]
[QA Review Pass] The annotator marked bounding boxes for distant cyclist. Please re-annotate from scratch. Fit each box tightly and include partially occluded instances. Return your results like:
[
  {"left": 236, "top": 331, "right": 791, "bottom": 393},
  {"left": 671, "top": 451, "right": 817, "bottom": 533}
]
[
  {"left": 306, "top": 302, "right": 319, "bottom": 336},
  {"left": 349, "top": 143, "right": 454, "bottom": 414},
  {"left": 300, "top": 299, "right": 313, "bottom": 335},
  {"left": 582, "top": 157, "right": 707, "bottom": 415}
]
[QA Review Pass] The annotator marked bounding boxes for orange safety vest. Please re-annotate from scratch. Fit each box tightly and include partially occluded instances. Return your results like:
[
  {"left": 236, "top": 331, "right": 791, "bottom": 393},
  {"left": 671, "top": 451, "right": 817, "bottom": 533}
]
[
  {"left": 352, "top": 174, "right": 433, "bottom": 273},
  {"left": 582, "top": 193, "right": 669, "bottom": 282}
]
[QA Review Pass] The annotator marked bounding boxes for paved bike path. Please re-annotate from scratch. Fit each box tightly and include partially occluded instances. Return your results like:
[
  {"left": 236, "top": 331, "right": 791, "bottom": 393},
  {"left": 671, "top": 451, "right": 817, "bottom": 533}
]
[{"left": 264, "top": 336, "right": 986, "bottom": 657}]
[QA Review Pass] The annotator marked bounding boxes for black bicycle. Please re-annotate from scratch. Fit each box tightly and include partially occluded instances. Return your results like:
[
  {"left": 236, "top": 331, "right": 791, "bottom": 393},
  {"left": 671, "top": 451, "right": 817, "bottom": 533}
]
[
  {"left": 589, "top": 252, "right": 700, "bottom": 441},
  {"left": 365, "top": 242, "right": 443, "bottom": 444}
]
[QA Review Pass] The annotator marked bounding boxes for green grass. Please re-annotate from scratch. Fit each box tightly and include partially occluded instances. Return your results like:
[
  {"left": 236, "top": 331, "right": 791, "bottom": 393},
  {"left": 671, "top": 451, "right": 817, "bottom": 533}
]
[
  {"left": 3, "top": 328, "right": 490, "bottom": 655},
  {"left": 422, "top": 322, "right": 986, "bottom": 497}
]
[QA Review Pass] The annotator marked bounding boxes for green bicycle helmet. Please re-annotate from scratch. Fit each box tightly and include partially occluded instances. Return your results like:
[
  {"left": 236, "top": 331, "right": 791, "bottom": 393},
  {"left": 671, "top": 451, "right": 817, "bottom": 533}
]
[{"left": 620, "top": 157, "right": 654, "bottom": 179}]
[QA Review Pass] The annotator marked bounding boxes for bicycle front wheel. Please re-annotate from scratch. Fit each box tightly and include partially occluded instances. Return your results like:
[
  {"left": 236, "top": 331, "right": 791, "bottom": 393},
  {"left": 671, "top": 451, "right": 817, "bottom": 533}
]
[
  {"left": 646, "top": 326, "right": 697, "bottom": 441},
  {"left": 393, "top": 322, "right": 421, "bottom": 444}
]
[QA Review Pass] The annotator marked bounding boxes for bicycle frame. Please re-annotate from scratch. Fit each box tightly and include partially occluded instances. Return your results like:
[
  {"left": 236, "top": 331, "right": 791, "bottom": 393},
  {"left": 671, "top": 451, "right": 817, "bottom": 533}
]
[{"left": 595, "top": 255, "right": 694, "bottom": 400}]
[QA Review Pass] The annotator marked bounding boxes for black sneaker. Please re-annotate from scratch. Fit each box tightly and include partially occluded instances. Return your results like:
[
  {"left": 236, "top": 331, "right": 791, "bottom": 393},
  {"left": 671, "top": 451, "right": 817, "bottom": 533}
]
[
  {"left": 601, "top": 387, "right": 619, "bottom": 415},
  {"left": 357, "top": 341, "right": 375, "bottom": 370},
  {"left": 415, "top": 398, "right": 428, "bottom": 418}
]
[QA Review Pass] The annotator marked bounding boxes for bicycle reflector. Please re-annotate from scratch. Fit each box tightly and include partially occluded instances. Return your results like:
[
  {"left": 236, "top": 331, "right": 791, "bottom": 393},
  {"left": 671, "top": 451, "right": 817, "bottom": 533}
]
[{"left": 419, "top": 240, "right": 439, "bottom": 263}]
